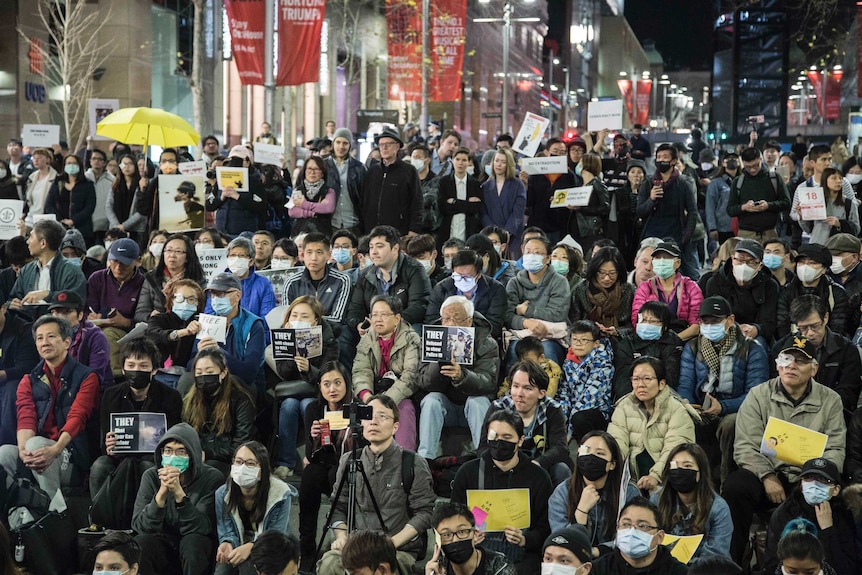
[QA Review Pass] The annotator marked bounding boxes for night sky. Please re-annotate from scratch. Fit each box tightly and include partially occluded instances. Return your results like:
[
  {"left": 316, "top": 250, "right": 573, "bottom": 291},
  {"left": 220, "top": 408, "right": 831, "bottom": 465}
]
[{"left": 624, "top": 0, "right": 715, "bottom": 71}]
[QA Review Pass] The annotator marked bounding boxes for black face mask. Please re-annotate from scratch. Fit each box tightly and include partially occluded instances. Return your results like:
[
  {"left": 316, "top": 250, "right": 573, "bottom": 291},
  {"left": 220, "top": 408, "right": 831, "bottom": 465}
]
[
  {"left": 487, "top": 439, "right": 518, "bottom": 462},
  {"left": 667, "top": 468, "right": 699, "bottom": 494},
  {"left": 577, "top": 453, "right": 610, "bottom": 482},
  {"left": 726, "top": 160, "right": 739, "bottom": 171},
  {"left": 441, "top": 539, "right": 474, "bottom": 565},
  {"left": 656, "top": 161, "right": 673, "bottom": 174},
  {"left": 194, "top": 374, "right": 222, "bottom": 397},
  {"left": 124, "top": 369, "right": 152, "bottom": 390}
]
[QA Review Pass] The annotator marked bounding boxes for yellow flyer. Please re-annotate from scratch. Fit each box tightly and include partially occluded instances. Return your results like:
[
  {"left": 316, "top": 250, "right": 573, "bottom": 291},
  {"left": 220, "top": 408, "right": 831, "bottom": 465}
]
[
  {"left": 662, "top": 534, "right": 703, "bottom": 564},
  {"left": 466, "top": 489, "right": 530, "bottom": 531},
  {"left": 323, "top": 410, "right": 350, "bottom": 431},
  {"left": 215, "top": 166, "right": 249, "bottom": 192},
  {"left": 760, "top": 416, "right": 827, "bottom": 466}
]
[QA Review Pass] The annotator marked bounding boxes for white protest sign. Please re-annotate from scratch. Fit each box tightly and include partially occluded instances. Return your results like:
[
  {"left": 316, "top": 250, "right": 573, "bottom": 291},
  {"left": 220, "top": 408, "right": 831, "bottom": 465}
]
[
  {"left": 513, "top": 112, "right": 550, "bottom": 158},
  {"left": 587, "top": 100, "right": 624, "bottom": 131},
  {"left": 253, "top": 142, "right": 285, "bottom": 167},
  {"left": 520, "top": 155, "right": 568, "bottom": 175},
  {"left": 799, "top": 186, "right": 827, "bottom": 221},
  {"left": 22, "top": 124, "right": 60, "bottom": 148},
  {"left": 550, "top": 186, "right": 593, "bottom": 208},
  {"left": 197, "top": 248, "right": 228, "bottom": 282},
  {"left": 0, "top": 200, "right": 24, "bottom": 240},
  {"left": 197, "top": 313, "right": 227, "bottom": 344},
  {"left": 179, "top": 160, "right": 206, "bottom": 177},
  {"left": 89, "top": 98, "right": 120, "bottom": 141}
]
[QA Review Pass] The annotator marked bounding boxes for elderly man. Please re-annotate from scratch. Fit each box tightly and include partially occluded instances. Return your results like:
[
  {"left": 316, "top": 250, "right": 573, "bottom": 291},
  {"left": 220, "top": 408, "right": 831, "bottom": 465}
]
[
  {"left": 626, "top": 237, "right": 662, "bottom": 286},
  {"left": 205, "top": 236, "right": 276, "bottom": 321},
  {"left": 417, "top": 295, "right": 499, "bottom": 459},
  {"left": 723, "top": 336, "right": 846, "bottom": 564}
]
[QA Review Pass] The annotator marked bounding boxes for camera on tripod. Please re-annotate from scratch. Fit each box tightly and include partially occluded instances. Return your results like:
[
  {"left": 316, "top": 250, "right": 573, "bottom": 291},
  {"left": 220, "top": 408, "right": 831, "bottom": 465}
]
[{"left": 342, "top": 402, "right": 373, "bottom": 423}]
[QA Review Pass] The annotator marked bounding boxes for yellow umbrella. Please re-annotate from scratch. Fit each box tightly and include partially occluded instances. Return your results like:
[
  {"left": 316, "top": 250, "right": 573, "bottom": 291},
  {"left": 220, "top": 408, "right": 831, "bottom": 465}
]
[{"left": 96, "top": 107, "right": 200, "bottom": 148}]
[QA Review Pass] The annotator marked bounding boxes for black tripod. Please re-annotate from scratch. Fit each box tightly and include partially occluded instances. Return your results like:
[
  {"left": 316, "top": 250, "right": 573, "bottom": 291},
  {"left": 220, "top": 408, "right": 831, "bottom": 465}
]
[{"left": 314, "top": 406, "right": 387, "bottom": 562}]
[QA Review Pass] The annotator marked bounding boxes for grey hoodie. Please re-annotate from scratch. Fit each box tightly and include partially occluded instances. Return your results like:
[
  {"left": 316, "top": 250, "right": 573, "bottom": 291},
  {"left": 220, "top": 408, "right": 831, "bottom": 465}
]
[
  {"left": 132, "top": 422, "right": 224, "bottom": 537},
  {"left": 505, "top": 268, "right": 571, "bottom": 330}
]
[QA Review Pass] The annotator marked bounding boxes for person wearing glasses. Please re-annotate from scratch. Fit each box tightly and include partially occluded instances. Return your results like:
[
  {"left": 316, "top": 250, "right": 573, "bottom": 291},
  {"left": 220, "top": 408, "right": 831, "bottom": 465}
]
[
  {"left": 424, "top": 502, "right": 516, "bottom": 575},
  {"left": 132, "top": 421, "right": 225, "bottom": 575},
  {"left": 146, "top": 279, "right": 205, "bottom": 380},
  {"left": 135, "top": 147, "right": 180, "bottom": 236},
  {"left": 589, "top": 497, "right": 687, "bottom": 575},
  {"left": 760, "top": 458, "right": 858, "bottom": 575},
  {"left": 360, "top": 128, "right": 423, "bottom": 236},
  {"left": 723, "top": 336, "right": 845, "bottom": 565},
  {"left": 607, "top": 356, "right": 698, "bottom": 493},
  {"left": 135, "top": 233, "right": 206, "bottom": 323},
  {"left": 570, "top": 246, "right": 634, "bottom": 338},
  {"left": 214, "top": 441, "right": 295, "bottom": 575}
]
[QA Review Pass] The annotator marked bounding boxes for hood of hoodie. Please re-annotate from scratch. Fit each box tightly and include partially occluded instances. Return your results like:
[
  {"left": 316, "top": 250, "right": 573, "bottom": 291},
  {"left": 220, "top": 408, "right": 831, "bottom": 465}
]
[
  {"left": 154, "top": 422, "right": 203, "bottom": 479},
  {"left": 513, "top": 267, "right": 557, "bottom": 295}
]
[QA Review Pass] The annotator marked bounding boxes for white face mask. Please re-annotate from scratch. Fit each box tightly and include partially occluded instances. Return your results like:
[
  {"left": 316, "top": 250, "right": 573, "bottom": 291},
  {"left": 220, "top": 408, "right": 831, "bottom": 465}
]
[
  {"left": 230, "top": 464, "right": 260, "bottom": 488},
  {"left": 846, "top": 173, "right": 862, "bottom": 185},
  {"left": 466, "top": 165, "right": 475, "bottom": 175},
  {"left": 148, "top": 242, "right": 164, "bottom": 258},
  {"left": 796, "top": 264, "right": 822, "bottom": 284},
  {"left": 290, "top": 320, "right": 312, "bottom": 329},
  {"left": 541, "top": 563, "right": 577, "bottom": 575},
  {"left": 732, "top": 263, "right": 758, "bottom": 283},
  {"left": 410, "top": 158, "right": 426, "bottom": 172},
  {"left": 227, "top": 256, "right": 251, "bottom": 276},
  {"left": 104, "top": 240, "right": 113, "bottom": 251},
  {"left": 0, "top": 169, "right": 7, "bottom": 179},
  {"left": 831, "top": 256, "right": 847, "bottom": 275},
  {"left": 271, "top": 258, "right": 293, "bottom": 270},
  {"left": 418, "top": 258, "right": 433, "bottom": 274}
]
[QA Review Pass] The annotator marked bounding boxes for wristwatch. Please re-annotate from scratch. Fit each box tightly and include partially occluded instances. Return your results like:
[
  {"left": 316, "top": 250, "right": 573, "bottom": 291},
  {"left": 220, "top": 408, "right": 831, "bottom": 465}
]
[{"left": 169, "top": 330, "right": 179, "bottom": 341}]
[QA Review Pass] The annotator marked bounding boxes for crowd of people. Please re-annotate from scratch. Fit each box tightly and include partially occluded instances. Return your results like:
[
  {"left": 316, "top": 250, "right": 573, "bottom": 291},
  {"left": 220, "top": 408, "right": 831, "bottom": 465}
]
[{"left": 1, "top": 121, "right": 862, "bottom": 575}]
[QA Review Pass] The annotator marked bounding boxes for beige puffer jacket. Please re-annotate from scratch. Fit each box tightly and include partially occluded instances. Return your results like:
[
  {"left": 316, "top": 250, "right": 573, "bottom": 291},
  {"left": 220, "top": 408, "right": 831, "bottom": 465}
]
[
  {"left": 352, "top": 319, "right": 421, "bottom": 404},
  {"left": 608, "top": 385, "right": 700, "bottom": 483}
]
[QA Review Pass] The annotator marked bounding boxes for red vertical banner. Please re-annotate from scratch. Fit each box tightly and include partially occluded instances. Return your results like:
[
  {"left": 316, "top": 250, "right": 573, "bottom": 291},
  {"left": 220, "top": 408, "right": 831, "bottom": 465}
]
[
  {"left": 826, "top": 69, "right": 842, "bottom": 120},
  {"left": 807, "top": 71, "right": 824, "bottom": 116},
  {"left": 386, "top": 0, "right": 422, "bottom": 102},
  {"left": 276, "top": 0, "right": 326, "bottom": 86},
  {"left": 635, "top": 80, "right": 652, "bottom": 125},
  {"left": 617, "top": 79, "right": 633, "bottom": 123},
  {"left": 429, "top": 0, "right": 466, "bottom": 102},
  {"left": 224, "top": 0, "right": 267, "bottom": 85}
]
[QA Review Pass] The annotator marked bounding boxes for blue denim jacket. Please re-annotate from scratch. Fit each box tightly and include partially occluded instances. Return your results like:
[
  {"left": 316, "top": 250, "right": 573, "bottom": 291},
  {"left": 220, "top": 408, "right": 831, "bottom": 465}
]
[{"left": 215, "top": 478, "right": 296, "bottom": 547}]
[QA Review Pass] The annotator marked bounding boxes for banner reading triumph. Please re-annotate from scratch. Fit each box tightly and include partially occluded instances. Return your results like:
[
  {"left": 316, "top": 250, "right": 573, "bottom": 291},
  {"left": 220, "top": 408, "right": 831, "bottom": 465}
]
[
  {"left": 224, "top": 0, "right": 267, "bottom": 85},
  {"left": 277, "top": 0, "right": 327, "bottom": 86}
]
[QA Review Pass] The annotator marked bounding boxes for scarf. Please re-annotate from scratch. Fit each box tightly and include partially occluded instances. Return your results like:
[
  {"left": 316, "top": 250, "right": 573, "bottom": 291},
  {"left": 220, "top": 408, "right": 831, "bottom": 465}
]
[
  {"left": 701, "top": 324, "right": 737, "bottom": 377},
  {"left": 303, "top": 178, "right": 326, "bottom": 201},
  {"left": 653, "top": 168, "right": 680, "bottom": 190},
  {"left": 587, "top": 282, "right": 622, "bottom": 327}
]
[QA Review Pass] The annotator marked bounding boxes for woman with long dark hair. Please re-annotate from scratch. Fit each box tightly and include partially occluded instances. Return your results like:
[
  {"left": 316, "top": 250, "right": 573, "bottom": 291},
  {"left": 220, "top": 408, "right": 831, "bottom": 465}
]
[
  {"left": 45, "top": 154, "right": 97, "bottom": 245},
  {"left": 468, "top": 232, "right": 515, "bottom": 287},
  {"left": 288, "top": 156, "right": 335, "bottom": 236},
  {"left": 565, "top": 152, "right": 610, "bottom": 255},
  {"left": 106, "top": 153, "right": 147, "bottom": 247},
  {"left": 135, "top": 233, "right": 206, "bottom": 322},
  {"left": 550, "top": 242, "right": 585, "bottom": 290},
  {"left": 215, "top": 441, "right": 294, "bottom": 575},
  {"left": 548, "top": 431, "right": 639, "bottom": 557},
  {"left": 569, "top": 246, "right": 635, "bottom": 337},
  {"left": 798, "top": 166, "right": 860, "bottom": 244}
]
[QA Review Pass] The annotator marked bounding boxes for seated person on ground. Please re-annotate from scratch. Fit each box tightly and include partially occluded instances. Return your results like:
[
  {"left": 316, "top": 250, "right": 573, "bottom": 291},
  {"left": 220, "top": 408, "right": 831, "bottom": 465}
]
[
  {"left": 558, "top": 321, "right": 614, "bottom": 442},
  {"left": 249, "top": 531, "right": 300, "bottom": 575},
  {"left": 542, "top": 525, "right": 595, "bottom": 575},
  {"left": 497, "top": 336, "right": 562, "bottom": 399},
  {"left": 0, "top": 301, "right": 39, "bottom": 446},
  {"left": 425, "top": 501, "right": 517, "bottom": 575},
  {"left": 49, "top": 289, "right": 113, "bottom": 388}
]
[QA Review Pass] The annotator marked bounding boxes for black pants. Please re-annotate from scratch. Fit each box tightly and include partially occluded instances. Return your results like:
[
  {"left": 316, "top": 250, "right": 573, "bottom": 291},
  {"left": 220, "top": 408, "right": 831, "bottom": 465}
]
[
  {"left": 569, "top": 408, "right": 608, "bottom": 445},
  {"left": 722, "top": 467, "right": 793, "bottom": 564},
  {"left": 299, "top": 461, "right": 336, "bottom": 560},
  {"left": 135, "top": 532, "right": 213, "bottom": 575}
]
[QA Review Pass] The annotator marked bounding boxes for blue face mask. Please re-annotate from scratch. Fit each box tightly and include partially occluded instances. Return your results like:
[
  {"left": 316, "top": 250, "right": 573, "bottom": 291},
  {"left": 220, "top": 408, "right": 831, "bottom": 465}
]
[
  {"left": 453, "top": 275, "right": 477, "bottom": 294},
  {"left": 700, "top": 322, "right": 726, "bottom": 342},
  {"left": 64, "top": 256, "right": 82, "bottom": 267},
  {"left": 332, "top": 247, "right": 352, "bottom": 265},
  {"left": 802, "top": 479, "right": 832, "bottom": 505},
  {"left": 522, "top": 253, "right": 546, "bottom": 273},
  {"left": 211, "top": 295, "right": 233, "bottom": 316},
  {"left": 161, "top": 454, "right": 190, "bottom": 473},
  {"left": 636, "top": 323, "right": 662, "bottom": 341},
  {"left": 652, "top": 259, "right": 676, "bottom": 279},
  {"left": 763, "top": 253, "right": 784, "bottom": 270},
  {"left": 616, "top": 528, "right": 654, "bottom": 559},
  {"left": 484, "top": 165, "right": 492, "bottom": 176},
  {"left": 93, "top": 571, "right": 127, "bottom": 575},
  {"left": 575, "top": 163, "right": 583, "bottom": 177},
  {"left": 550, "top": 260, "right": 569, "bottom": 275},
  {"left": 172, "top": 301, "right": 197, "bottom": 321}
]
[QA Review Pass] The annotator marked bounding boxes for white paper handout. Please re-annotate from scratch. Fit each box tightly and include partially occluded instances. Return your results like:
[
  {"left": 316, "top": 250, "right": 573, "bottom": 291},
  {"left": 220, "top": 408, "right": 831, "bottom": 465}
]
[
  {"left": 22, "top": 124, "right": 60, "bottom": 148},
  {"left": 0, "top": 200, "right": 24, "bottom": 240},
  {"left": 253, "top": 142, "right": 285, "bottom": 167},
  {"left": 550, "top": 186, "right": 593, "bottom": 208},
  {"left": 587, "top": 99, "right": 624, "bottom": 132},
  {"left": 799, "top": 186, "right": 827, "bottom": 221},
  {"left": 197, "top": 313, "right": 227, "bottom": 344},
  {"left": 520, "top": 156, "right": 568, "bottom": 175},
  {"left": 179, "top": 160, "right": 207, "bottom": 177}
]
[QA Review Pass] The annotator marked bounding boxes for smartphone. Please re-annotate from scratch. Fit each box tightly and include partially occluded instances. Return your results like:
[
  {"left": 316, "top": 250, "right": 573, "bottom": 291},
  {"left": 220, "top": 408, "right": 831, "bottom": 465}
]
[
  {"left": 701, "top": 395, "right": 712, "bottom": 412},
  {"left": 360, "top": 319, "right": 370, "bottom": 330}
]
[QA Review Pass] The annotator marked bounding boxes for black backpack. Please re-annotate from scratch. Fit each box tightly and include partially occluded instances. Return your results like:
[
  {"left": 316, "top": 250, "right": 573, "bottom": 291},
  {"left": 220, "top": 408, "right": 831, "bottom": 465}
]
[
  {"left": 400, "top": 450, "right": 428, "bottom": 560},
  {"left": 419, "top": 180, "right": 442, "bottom": 233}
]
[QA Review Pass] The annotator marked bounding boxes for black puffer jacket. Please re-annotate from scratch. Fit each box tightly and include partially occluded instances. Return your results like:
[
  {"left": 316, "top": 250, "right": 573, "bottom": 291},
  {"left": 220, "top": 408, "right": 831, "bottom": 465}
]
[
  {"left": 346, "top": 252, "right": 431, "bottom": 329},
  {"left": 776, "top": 274, "right": 849, "bottom": 339},
  {"left": 612, "top": 329, "right": 683, "bottom": 400},
  {"left": 704, "top": 259, "right": 780, "bottom": 342}
]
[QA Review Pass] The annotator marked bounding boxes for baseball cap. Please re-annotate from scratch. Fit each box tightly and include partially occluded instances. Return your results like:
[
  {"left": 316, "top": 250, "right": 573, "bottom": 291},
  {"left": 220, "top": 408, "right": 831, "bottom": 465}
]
[
  {"left": 543, "top": 526, "right": 592, "bottom": 564},
  {"left": 48, "top": 290, "right": 84, "bottom": 312},
  {"left": 824, "top": 233, "right": 861, "bottom": 255},
  {"left": 108, "top": 238, "right": 141, "bottom": 266},
  {"left": 778, "top": 336, "right": 818, "bottom": 360},
  {"left": 795, "top": 243, "right": 832, "bottom": 267},
  {"left": 652, "top": 242, "right": 681, "bottom": 258},
  {"left": 735, "top": 239, "right": 764, "bottom": 262},
  {"left": 206, "top": 272, "right": 242, "bottom": 292},
  {"left": 228, "top": 145, "right": 253, "bottom": 162},
  {"left": 800, "top": 457, "right": 840, "bottom": 484},
  {"left": 699, "top": 296, "right": 732, "bottom": 318}
]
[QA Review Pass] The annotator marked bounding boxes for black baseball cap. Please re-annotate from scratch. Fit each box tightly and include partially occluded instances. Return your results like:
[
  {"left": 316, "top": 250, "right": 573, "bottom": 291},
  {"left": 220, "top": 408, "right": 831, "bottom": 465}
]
[
  {"left": 652, "top": 242, "right": 681, "bottom": 258},
  {"left": 795, "top": 243, "right": 832, "bottom": 267},
  {"left": 800, "top": 457, "right": 840, "bottom": 484},
  {"left": 778, "top": 336, "right": 818, "bottom": 360},
  {"left": 699, "top": 296, "right": 732, "bottom": 318}
]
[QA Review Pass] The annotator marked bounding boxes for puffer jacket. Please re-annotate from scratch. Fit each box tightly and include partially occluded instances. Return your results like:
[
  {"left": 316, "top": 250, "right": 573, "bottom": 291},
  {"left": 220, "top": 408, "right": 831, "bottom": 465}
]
[
  {"left": 777, "top": 274, "right": 850, "bottom": 339},
  {"left": 734, "top": 377, "right": 846, "bottom": 483},
  {"left": 612, "top": 330, "right": 683, "bottom": 400},
  {"left": 353, "top": 318, "right": 421, "bottom": 404},
  {"left": 608, "top": 385, "right": 699, "bottom": 483},
  {"left": 215, "top": 478, "right": 296, "bottom": 547},
  {"left": 569, "top": 280, "right": 635, "bottom": 330},
  {"left": 559, "top": 338, "right": 615, "bottom": 428},
  {"left": 678, "top": 327, "right": 769, "bottom": 414},
  {"left": 506, "top": 268, "right": 571, "bottom": 330},
  {"left": 704, "top": 259, "right": 780, "bottom": 342},
  {"left": 631, "top": 274, "right": 703, "bottom": 328},
  {"left": 204, "top": 267, "right": 277, "bottom": 321}
]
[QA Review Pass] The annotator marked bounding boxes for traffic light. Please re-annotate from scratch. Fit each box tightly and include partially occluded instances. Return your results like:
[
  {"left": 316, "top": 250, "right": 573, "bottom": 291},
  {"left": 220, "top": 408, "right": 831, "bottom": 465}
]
[{"left": 720, "top": 132, "right": 728, "bottom": 141}]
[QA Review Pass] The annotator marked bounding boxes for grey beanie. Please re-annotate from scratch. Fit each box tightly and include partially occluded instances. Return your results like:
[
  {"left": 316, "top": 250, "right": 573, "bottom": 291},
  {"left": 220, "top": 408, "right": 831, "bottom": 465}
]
[
  {"left": 333, "top": 128, "right": 353, "bottom": 147},
  {"left": 626, "top": 158, "right": 647, "bottom": 174},
  {"left": 61, "top": 228, "right": 86, "bottom": 255}
]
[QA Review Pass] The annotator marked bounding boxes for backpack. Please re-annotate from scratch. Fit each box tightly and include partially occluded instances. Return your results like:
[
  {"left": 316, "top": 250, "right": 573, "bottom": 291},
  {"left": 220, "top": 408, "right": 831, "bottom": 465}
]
[
  {"left": 400, "top": 450, "right": 428, "bottom": 560},
  {"left": 419, "top": 179, "right": 441, "bottom": 233},
  {"left": 734, "top": 169, "right": 780, "bottom": 196}
]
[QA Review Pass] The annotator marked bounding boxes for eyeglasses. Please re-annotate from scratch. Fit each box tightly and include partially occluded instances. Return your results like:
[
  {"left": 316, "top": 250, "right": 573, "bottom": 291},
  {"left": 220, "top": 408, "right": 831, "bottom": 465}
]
[
  {"left": 617, "top": 521, "right": 658, "bottom": 532},
  {"left": 365, "top": 413, "right": 394, "bottom": 422},
  {"left": 796, "top": 321, "right": 824, "bottom": 334},
  {"left": 370, "top": 312, "right": 395, "bottom": 319},
  {"left": 438, "top": 528, "right": 474, "bottom": 543},
  {"left": 306, "top": 167, "right": 322, "bottom": 172},
  {"left": 638, "top": 317, "right": 663, "bottom": 326},
  {"left": 596, "top": 270, "right": 618, "bottom": 278},
  {"left": 732, "top": 255, "right": 760, "bottom": 267},
  {"left": 164, "top": 249, "right": 186, "bottom": 256},
  {"left": 378, "top": 142, "right": 399, "bottom": 148},
  {"left": 173, "top": 294, "right": 199, "bottom": 305},
  {"left": 451, "top": 273, "right": 478, "bottom": 282},
  {"left": 570, "top": 337, "right": 595, "bottom": 345},
  {"left": 163, "top": 447, "right": 188, "bottom": 457},
  {"left": 232, "top": 457, "right": 260, "bottom": 468},
  {"left": 630, "top": 376, "right": 658, "bottom": 384},
  {"left": 210, "top": 290, "right": 237, "bottom": 298}
]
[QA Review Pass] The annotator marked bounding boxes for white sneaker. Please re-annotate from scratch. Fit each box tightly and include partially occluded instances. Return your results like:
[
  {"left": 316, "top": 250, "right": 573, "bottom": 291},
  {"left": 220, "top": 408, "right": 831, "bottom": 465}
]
[{"left": 273, "top": 466, "right": 294, "bottom": 480}]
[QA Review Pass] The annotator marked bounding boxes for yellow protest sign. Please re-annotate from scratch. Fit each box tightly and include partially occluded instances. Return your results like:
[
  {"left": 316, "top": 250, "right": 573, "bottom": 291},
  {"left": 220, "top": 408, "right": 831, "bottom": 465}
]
[
  {"left": 215, "top": 166, "right": 249, "bottom": 191},
  {"left": 324, "top": 410, "right": 350, "bottom": 431},
  {"left": 760, "top": 416, "right": 827, "bottom": 466},
  {"left": 662, "top": 534, "right": 703, "bottom": 564},
  {"left": 466, "top": 489, "right": 530, "bottom": 531}
]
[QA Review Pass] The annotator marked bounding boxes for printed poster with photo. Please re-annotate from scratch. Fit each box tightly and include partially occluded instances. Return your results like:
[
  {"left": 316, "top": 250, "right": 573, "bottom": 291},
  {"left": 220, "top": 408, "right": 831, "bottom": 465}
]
[
  {"left": 158, "top": 174, "right": 206, "bottom": 232},
  {"left": 271, "top": 326, "right": 324, "bottom": 360},
  {"left": 258, "top": 267, "right": 303, "bottom": 306},
  {"left": 421, "top": 325, "right": 475, "bottom": 365},
  {"left": 89, "top": 98, "right": 120, "bottom": 141},
  {"left": 110, "top": 412, "right": 167, "bottom": 453}
]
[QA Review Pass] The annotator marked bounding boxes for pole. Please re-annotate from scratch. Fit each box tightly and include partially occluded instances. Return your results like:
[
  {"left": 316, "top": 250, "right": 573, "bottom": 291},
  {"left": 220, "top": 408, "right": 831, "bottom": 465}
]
[
  {"left": 420, "top": 0, "right": 430, "bottom": 138},
  {"left": 502, "top": 1, "right": 511, "bottom": 134},
  {"left": 264, "top": 0, "right": 274, "bottom": 124},
  {"left": 563, "top": 67, "right": 570, "bottom": 134},
  {"left": 548, "top": 48, "right": 554, "bottom": 134}
]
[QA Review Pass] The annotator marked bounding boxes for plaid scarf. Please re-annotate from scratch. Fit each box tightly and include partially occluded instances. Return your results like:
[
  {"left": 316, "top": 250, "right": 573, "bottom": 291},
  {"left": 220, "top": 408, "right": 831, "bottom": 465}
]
[{"left": 701, "top": 324, "right": 737, "bottom": 377}]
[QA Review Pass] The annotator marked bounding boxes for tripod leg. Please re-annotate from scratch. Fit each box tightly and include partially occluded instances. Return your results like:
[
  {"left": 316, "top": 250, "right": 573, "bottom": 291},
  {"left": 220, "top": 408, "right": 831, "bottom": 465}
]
[{"left": 314, "top": 467, "right": 350, "bottom": 562}]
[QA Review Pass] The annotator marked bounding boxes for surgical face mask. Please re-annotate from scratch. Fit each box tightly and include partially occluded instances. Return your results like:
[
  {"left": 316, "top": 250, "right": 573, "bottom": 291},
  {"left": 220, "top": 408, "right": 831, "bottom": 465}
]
[
  {"left": 0, "top": 169, "right": 7, "bottom": 179},
  {"left": 846, "top": 173, "right": 862, "bottom": 185},
  {"left": 124, "top": 369, "right": 152, "bottom": 390},
  {"left": 733, "top": 263, "right": 759, "bottom": 283},
  {"left": 726, "top": 159, "right": 739, "bottom": 171},
  {"left": 149, "top": 242, "right": 164, "bottom": 258},
  {"left": 616, "top": 528, "right": 654, "bottom": 559},
  {"left": 290, "top": 320, "right": 312, "bottom": 329},
  {"left": 575, "top": 163, "right": 583, "bottom": 177},
  {"left": 361, "top": 257, "right": 373, "bottom": 269},
  {"left": 802, "top": 479, "right": 832, "bottom": 505},
  {"left": 656, "top": 161, "right": 673, "bottom": 173},
  {"left": 64, "top": 164, "right": 80, "bottom": 176},
  {"left": 484, "top": 165, "right": 492, "bottom": 176},
  {"left": 796, "top": 264, "right": 822, "bottom": 284},
  {"left": 194, "top": 374, "right": 222, "bottom": 396},
  {"left": 652, "top": 259, "right": 676, "bottom": 279},
  {"left": 270, "top": 259, "right": 293, "bottom": 270},
  {"left": 172, "top": 301, "right": 197, "bottom": 321},
  {"left": 541, "top": 563, "right": 577, "bottom": 575},
  {"left": 211, "top": 295, "right": 234, "bottom": 316},
  {"left": 410, "top": 158, "right": 426, "bottom": 172},
  {"left": 195, "top": 243, "right": 213, "bottom": 255},
  {"left": 493, "top": 244, "right": 502, "bottom": 254},
  {"left": 64, "top": 256, "right": 82, "bottom": 267},
  {"left": 831, "top": 256, "right": 847, "bottom": 275},
  {"left": 230, "top": 464, "right": 261, "bottom": 488},
  {"left": 418, "top": 258, "right": 433, "bottom": 274},
  {"left": 700, "top": 322, "right": 726, "bottom": 343},
  {"left": 667, "top": 468, "right": 699, "bottom": 494},
  {"left": 161, "top": 454, "right": 190, "bottom": 473},
  {"left": 227, "top": 256, "right": 250, "bottom": 276},
  {"left": 487, "top": 438, "right": 518, "bottom": 461},
  {"left": 332, "top": 247, "right": 352, "bottom": 265},
  {"left": 93, "top": 571, "right": 129, "bottom": 575},
  {"left": 763, "top": 253, "right": 784, "bottom": 270},
  {"left": 522, "top": 253, "right": 546, "bottom": 273},
  {"left": 636, "top": 323, "right": 662, "bottom": 341},
  {"left": 700, "top": 162, "right": 713, "bottom": 172},
  {"left": 550, "top": 260, "right": 569, "bottom": 275},
  {"left": 466, "top": 165, "right": 475, "bottom": 176},
  {"left": 453, "top": 274, "right": 477, "bottom": 294}
]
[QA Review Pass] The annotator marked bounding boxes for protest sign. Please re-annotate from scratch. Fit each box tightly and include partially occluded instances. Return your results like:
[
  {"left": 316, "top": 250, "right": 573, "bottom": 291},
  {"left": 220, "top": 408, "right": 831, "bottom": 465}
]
[
  {"left": 587, "top": 99, "right": 624, "bottom": 131},
  {"left": 216, "top": 166, "right": 249, "bottom": 191},
  {"left": 663, "top": 534, "right": 704, "bottom": 564},
  {"left": 760, "top": 416, "right": 828, "bottom": 466},
  {"left": 466, "top": 489, "right": 531, "bottom": 531},
  {"left": 158, "top": 174, "right": 205, "bottom": 231},
  {"left": 257, "top": 268, "right": 303, "bottom": 306},
  {"left": 799, "top": 186, "right": 827, "bottom": 221},
  {"left": 89, "top": 98, "right": 120, "bottom": 141},
  {"left": 22, "top": 124, "right": 60, "bottom": 148},
  {"left": 550, "top": 186, "right": 593, "bottom": 208},
  {"left": 197, "top": 313, "right": 227, "bottom": 343},
  {"left": 271, "top": 326, "right": 323, "bottom": 360},
  {"left": 110, "top": 412, "right": 167, "bottom": 453},
  {"left": 513, "top": 112, "right": 550, "bottom": 158},
  {"left": 0, "top": 200, "right": 24, "bottom": 240},
  {"left": 421, "top": 326, "right": 474, "bottom": 365},
  {"left": 519, "top": 155, "right": 568, "bottom": 175},
  {"left": 178, "top": 160, "right": 206, "bottom": 177},
  {"left": 197, "top": 247, "right": 228, "bottom": 282},
  {"left": 253, "top": 142, "right": 285, "bottom": 167}
]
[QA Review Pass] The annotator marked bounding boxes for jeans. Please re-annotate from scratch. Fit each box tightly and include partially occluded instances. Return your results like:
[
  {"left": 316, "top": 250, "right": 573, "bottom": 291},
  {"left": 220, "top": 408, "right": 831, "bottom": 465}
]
[
  {"left": 417, "top": 393, "right": 490, "bottom": 459},
  {"left": 0, "top": 436, "right": 74, "bottom": 507},
  {"left": 277, "top": 397, "right": 316, "bottom": 468},
  {"left": 135, "top": 532, "right": 213, "bottom": 575},
  {"left": 393, "top": 399, "right": 417, "bottom": 451},
  {"left": 680, "top": 240, "right": 701, "bottom": 281}
]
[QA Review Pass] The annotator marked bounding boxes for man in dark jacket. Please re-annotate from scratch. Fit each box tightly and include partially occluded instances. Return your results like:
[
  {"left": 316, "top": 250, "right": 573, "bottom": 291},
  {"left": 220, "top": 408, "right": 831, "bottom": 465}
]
[
  {"left": 0, "top": 303, "right": 39, "bottom": 446},
  {"left": 425, "top": 249, "right": 508, "bottom": 339},
  {"left": 283, "top": 232, "right": 351, "bottom": 323},
  {"left": 525, "top": 139, "right": 573, "bottom": 245},
  {"left": 777, "top": 243, "right": 849, "bottom": 339},
  {"left": 426, "top": 501, "right": 517, "bottom": 575},
  {"left": 90, "top": 338, "right": 183, "bottom": 499},
  {"left": 417, "top": 298, "right": 499, "bottom": 459},
  {"left": 772, "top": 294, "right": 861, "bottom": 415},
  {"left": 204, "top": 145, "right": 267, "bottom": 236},
  {"left": 636, "top": 144, "right": 697, "bottom": 249},
  {"left": 132, "top": 422, "right": 224, "bottom": 575},
  {"left": 590, "top": 497, "right": 687, "bottom": 575},
  {"left": 347, "top": 225, "right": 431, "bottom": 333},
  {"left": 824, "top": 233, "right": 862, "bottom": 335},
  {"left": 360, "top": 128, "right": 423, "bottom": 236},
  {"left": 726, "top": 147, "right": 791, "bottom": 241},
  {"left": 327, "top": 127, "right": 366, "bottom": 235}
]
